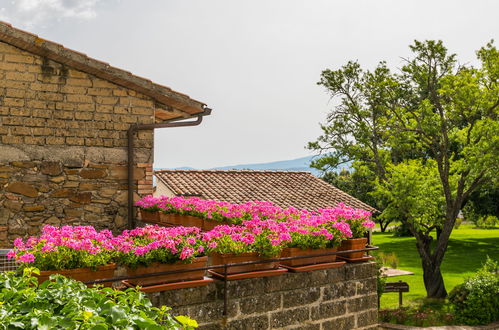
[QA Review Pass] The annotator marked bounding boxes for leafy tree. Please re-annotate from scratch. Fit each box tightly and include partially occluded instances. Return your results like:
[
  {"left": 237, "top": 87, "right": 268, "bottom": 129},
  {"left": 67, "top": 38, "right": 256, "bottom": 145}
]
[
  {"left": 322, "top": 164, "right": 393, "bottom": 232},
  {"left": 309, "top": 40, "right": 499, "bottom": 298}
]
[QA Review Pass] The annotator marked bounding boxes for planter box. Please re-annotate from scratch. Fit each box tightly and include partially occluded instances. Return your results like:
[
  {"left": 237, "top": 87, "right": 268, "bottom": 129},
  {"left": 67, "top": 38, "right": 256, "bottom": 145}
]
[
  {"left": 159, "top": 213, "right": 203, "bottom": 228},
  {"left": 126, "top": 256, "right": 207, "bottom": 286},
  {"left": 202, "top": 219, "right": 231, "bottom": 231},
  {"left": 338, "top": 238, "right": 368, "bottom": 259},
  {"left": 36, "top": 263, "right": 116, "bottom": 287},
  {"left": 139, "top": 209, "right": 160, "bottom": 224},
  {"left": 281, "top": 247, "right": 338, "bottom": 267},
  {"left": 210, "top": 252, "right": 279, "bottom": 274}
]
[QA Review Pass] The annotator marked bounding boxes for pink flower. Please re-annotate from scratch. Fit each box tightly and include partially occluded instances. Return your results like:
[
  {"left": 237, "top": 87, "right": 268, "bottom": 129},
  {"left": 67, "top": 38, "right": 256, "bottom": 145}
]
[
  {"left": 18, "top": 253, "right": 35, "bottom": 263},
  {"left": 180, "top": 247, "right": 194, "bottom": 260},
  {"left": 6, "top": 250, "right": 16, "bottom": 259}
]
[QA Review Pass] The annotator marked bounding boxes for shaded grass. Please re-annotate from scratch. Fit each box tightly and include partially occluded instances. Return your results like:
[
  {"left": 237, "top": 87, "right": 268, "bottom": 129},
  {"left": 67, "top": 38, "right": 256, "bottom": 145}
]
[{"left": 374, "top": 225, "right": 499, "bottom": 309}]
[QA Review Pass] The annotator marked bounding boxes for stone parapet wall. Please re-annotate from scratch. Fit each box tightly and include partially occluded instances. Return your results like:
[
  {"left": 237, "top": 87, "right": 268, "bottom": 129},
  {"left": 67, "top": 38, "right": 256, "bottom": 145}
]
[{"left": 147, "top": 263, "right": 378, "bottom": 330}]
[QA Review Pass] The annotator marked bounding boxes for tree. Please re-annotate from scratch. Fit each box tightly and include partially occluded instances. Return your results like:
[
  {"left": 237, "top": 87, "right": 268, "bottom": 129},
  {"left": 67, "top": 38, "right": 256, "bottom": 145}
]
[
  {"left": 321, "top": 164, "right": 394, "bottom": 232},
  {"left": 309, "top": 40, "right": 499, "bottom": 298}
]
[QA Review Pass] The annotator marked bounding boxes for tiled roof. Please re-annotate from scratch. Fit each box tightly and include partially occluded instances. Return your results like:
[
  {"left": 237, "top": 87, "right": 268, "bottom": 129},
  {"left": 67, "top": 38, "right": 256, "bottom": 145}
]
[
  {"left": 155, "top": 170, "right": 377, "bottom": 213},
  {"left": 0, "top": 21, "right": 208, "bottom": 121}
]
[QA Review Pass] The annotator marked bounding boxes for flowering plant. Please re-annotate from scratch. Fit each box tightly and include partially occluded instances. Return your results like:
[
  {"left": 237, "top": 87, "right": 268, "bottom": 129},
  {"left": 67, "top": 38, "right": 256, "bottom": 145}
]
[
  {"left": 202, "top": 220, "right": 291, "bottom": 257},
  {"left": 281, "top": 213, "right": 352, "bottom": 249},
  {"left": 135, "top": 195, "right": 161, "bottom": 213},
  {"left": 318, "top": 203, "right": 374, "bottom": 238},
  {"left": 136, "top": 196, "right": 306, "bottom": 224},
  {"left": 7, "top": 225, "right": 117, "bottom": 271},
  {"left": 115, "top": 225, "right": 205, "bottom": 268}
]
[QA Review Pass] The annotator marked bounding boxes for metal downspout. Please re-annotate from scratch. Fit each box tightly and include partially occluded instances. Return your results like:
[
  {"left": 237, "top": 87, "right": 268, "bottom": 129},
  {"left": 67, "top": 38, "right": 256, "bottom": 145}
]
[{"left": 127, "top": 110, "right": 211, "bottom": 229}]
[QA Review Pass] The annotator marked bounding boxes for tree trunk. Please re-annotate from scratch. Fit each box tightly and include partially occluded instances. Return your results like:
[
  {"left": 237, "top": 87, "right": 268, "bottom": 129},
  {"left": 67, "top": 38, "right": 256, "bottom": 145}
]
[
  {"left": 414, "top": 232, "right": 448, "bottom": 299},
  {"left": 422, "top": 258, "right": 447, "bottom": 298}
]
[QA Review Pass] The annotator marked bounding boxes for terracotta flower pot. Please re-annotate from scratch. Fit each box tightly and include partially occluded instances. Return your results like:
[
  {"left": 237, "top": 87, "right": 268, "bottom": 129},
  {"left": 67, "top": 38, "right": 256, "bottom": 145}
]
[
  {"left": 281, "top": 247, "right": 338, "bottom": 267},
  {"left": 36, "top": 263, "right": 116, "bottom": 287},
  {"left": 159, "top": 213, "right": 203, "bottom": 228},
  {"left": 126, "top": 256, "right": 208, "bottom": 286},
  {"left": 139, "top": 209, "right": 160, "bottom": 224},
  {"left": 210, "top": 252, "right": 279, "bottom": 274},
  {"left": 338, "top": 238, "right": 368, "bottom": 259}
]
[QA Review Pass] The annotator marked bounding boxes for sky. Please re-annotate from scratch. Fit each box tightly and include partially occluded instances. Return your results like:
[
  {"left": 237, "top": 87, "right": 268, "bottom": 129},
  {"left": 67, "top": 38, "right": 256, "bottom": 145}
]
[{"left": 1, "top": 0, "right": 498, "bottom": 169}]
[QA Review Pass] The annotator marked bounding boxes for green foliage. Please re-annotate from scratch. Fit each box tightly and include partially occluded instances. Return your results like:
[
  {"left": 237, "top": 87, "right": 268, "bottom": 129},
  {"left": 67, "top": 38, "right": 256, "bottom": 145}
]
[
  {"left": 0, "top": 269, "right": 196, "bottom": 329},
  {"left": 377, "top": 252, "right": 400, "bottom": 269},
  {"left": 374, "top": 160, "right": 445, "bottom": 236},
  {"left": 448, "top": 257, "right": 499, "bottom": 325},
  {"left": 310, "top": 39, "right": 499, "bottom": 298},
  {"left": 476, "top": 215, "right": 499, "bottom": 229},
  {"left": 379, "top": 304, "right": 455, "bottom": 327},
  {"left": 374, "top": 255, "right": 387, "bottom": 299}
]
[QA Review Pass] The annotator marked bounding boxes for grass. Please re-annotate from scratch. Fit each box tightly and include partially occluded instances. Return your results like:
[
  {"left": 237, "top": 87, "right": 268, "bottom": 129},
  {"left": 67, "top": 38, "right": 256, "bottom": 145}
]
[{"left": 374, "top": 224, "right": 499, "bottom": 309}]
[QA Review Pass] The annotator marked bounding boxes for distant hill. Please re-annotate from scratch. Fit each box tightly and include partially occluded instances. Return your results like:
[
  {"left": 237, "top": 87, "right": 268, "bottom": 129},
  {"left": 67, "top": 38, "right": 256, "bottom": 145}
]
[
  {"left": 210, "top": 156, "right": 321, "bottom": 176},
  {"left": 159, "top": 156, "right": 350, "bottom": 177}
]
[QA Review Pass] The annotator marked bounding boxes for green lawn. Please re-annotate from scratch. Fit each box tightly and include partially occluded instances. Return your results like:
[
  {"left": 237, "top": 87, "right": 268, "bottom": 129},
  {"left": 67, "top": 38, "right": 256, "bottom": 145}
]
[{"left": 373, "top": 225, "right": 499, "bottom": 309}]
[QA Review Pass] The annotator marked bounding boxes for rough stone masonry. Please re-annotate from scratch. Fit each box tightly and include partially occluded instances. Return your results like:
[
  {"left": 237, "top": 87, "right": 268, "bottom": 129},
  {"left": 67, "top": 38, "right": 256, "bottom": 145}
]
[
  {"left": 147, "top": 262, "right": 379, "bottom": 330},
  {"left": 0, "top": 40, "right": 156, "bottom": 246},
  {"left": 0, "top": 22, "right": 207, "bottom": 247}
]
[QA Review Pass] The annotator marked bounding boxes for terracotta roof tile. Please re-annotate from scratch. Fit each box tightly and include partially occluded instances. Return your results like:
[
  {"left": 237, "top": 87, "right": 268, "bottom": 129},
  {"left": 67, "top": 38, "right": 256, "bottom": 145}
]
[
  {"left": 0, "top": 21, "right": 208, "bottom": 120},
  {"left": 155, "top": 170, "right": 377, "bottom": 213}
]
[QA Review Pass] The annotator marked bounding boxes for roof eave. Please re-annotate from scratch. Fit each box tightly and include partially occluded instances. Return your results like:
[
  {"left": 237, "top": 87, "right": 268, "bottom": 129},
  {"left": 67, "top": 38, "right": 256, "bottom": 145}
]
[{"left": 0, "top": 21, "right": 208, "bottom": 122}]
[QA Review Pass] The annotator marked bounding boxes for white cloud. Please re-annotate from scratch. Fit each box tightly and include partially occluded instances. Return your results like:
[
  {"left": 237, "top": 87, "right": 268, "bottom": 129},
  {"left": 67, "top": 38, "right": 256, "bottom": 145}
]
[{"left": 0, "top": 0, "right": 100, "bottom": 28}]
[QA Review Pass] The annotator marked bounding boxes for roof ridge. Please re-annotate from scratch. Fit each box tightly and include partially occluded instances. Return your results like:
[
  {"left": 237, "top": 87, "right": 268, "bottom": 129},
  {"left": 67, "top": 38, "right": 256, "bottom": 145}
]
[
  {"left": 155, "top": 169, "right": 314, "bottom": 174},
  {"left": 0, "top": 21, "right": 206, "bottom": 117}
]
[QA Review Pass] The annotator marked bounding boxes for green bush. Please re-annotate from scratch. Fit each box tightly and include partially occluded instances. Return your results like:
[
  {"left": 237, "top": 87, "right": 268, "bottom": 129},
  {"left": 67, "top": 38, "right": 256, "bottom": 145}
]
[
  {"left": 476, "top": 215, "right": 499, "bottom": 229},
  {"left": 0, "top": 268, "right": 197, "bottom": 329},
  {"left": 448, "top": 258, "right": 499, "bottom": 325}
]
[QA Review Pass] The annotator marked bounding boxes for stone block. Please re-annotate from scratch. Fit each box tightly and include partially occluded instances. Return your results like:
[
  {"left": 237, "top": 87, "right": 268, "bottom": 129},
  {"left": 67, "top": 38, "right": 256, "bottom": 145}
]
[
  {"left": 238, "top": 293, "right": 281, "bottom": 315},
  {"left": 23, "top": 205, "right": 45, "bottom": 212},
  {"left": 225, "top": 315, "right": 269, "bottom": 330},
  {"left": 356, "top": 277, "right": 377, "bottom": 296},
  {"left": 69, "top": 192, "right": 92, "bottom": 204},
  {"left": 322, "top": 315, "right": 355, "bottom": 330},
  {"left": 222, "top": 277, "right": 266, "bottom": 298},
  {"left": 64, "top": 208, "right": 83, "bottom": 218},
  {"left": 49, "top": 176, "right": 65, "bottom": 183},
  {"left": 40, "top": 162, "right": 62, "bottom": 176},
  {"left": 282, "top": 287, "right": 320, "bottom": 308},
  {"left": 345, "top": 262, "right": 376, "bottom": 280},
  {"left": 323, "top": 281, "right": 356, "bottom": 301},
  {"left": 355, "top": 309, "right": 378, "bottom": 328},
  {"left": 0, "top": 208, "right": 10, "bottom": 226},
  {"left": 10, "top": 161, "right": 36, "bottom": 168},
  {"left": 347, "top": 294, "right": 378, "bottom": 313},
  {"left": 270, "top": 306, "right": 310, "bottom": 328},
  {"left": 80, "top": 168, "right": 107, "bottom": 179},
  {"left": 186, "top": 301, "right": 237, "bottom": 324},
  {"left": 311, "top": 300, "right": 346, "bottom": 320},
  {"left": 7, "top": 182, "right": 38, "bottom": 197},
  {"left": 51, "top": 188, "right": 75, "bottom": 198},
  {"left": 157, "top": 285, "right": 218, "bottom": 307},
  {"left": 3, "top": 200, "right": 23, "bottom": 211},
  {"left": 265, "top": 271, "right": 312, "bottom": 292}
]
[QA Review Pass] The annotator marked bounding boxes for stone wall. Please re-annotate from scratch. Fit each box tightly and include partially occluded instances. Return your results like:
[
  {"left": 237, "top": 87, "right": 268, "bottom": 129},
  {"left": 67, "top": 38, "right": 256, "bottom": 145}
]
[
  {"left": 0, "top": 40, "right": 163, "bottom": 246},
  {"left": 147, "top": 263, "right": 378, "bottom": 330}
]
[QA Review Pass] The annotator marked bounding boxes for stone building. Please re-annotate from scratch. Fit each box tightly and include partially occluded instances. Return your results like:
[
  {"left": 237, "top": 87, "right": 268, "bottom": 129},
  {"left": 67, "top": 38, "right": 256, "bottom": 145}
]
[{"left": 0, "top": 22, "right": 210, "bottom": 247}]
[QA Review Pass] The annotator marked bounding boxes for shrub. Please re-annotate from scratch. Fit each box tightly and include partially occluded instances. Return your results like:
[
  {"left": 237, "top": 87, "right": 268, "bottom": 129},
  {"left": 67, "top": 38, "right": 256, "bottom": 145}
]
[
  {"left": 0, "top": 268, "right": 197, "bottom": 329},
  {"left": 476, "top": 215, "right": 499, "bottom": 229},
  {"left": 448, "top": 257, "right": 499, "bottom": 325}
]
